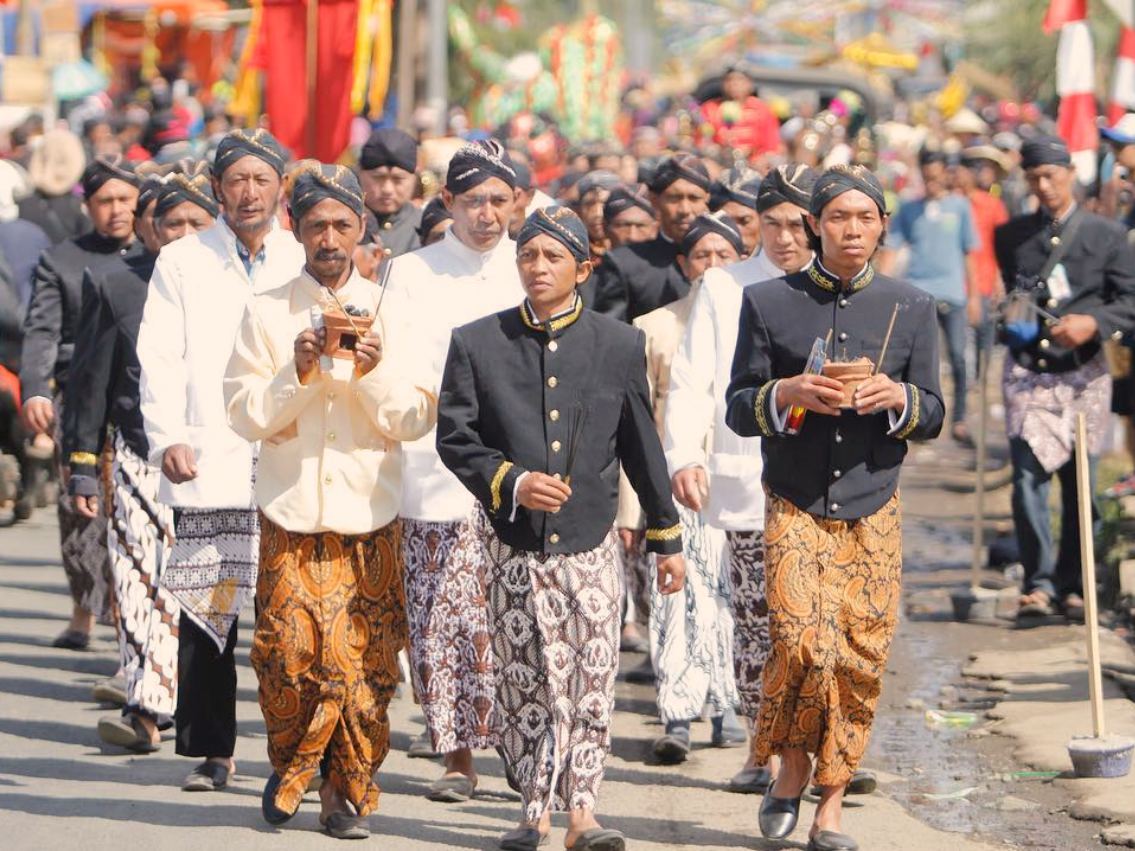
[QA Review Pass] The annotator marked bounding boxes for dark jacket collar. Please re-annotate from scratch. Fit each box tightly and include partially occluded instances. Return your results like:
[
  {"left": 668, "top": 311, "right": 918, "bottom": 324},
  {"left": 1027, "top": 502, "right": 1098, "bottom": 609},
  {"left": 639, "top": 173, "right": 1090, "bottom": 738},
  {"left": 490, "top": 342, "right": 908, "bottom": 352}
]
[
  {"left": 519, "top": 294, "right": 584, "bottom": 335},
  {"left": 806, "top": 257, "right": 875, "bottom": 294}
]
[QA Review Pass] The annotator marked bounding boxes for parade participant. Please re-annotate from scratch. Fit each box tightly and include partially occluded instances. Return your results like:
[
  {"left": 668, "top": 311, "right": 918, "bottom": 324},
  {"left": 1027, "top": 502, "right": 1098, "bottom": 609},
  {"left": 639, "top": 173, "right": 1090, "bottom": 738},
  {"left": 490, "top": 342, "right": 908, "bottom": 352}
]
[
  {"left": 709, "top": 166, "right": 762, "bottom": 256},
  {"left": 589, "top": 153, "right": 710, "bottom": 322},
  {"left": 881, "top": 147, "right": 980, "bottom": 446},
  {"left": 385, "top": 140, "right": 522, "bottom": 803},
  {"left": 623, "top": 212, "right": 745, "bottom": 765},
  {"left": 701, "top": 65, "right": 783, "bottom": 161},
  {"left": 225, "top": 163, "right": 437, "bottom": 838},
  {"left": 358, "top": 127, "right": 422, "bottom": 259},
  {"left": 727, "top": 164, "right": 944, "bottom": 851},
  {"left": 994, "top": 136, "right": 1135, "bottom": 622},
  {"left": 137, "top": 130, "right": 305, "bottom": 785},
  {"left": 575, "top": 170, "right": 621, "bottom": 264},
  {"left": 417, "top": 195, "right": 453, "bottom": 247},
  {"left": 20, "top": 155, "right": 143, "bottom": 650},
  {"left": 436, "top": 205, "right": 686, "bottom": 851},
  {"left": 602, "top": 185, "right": 657, "bottom": 250},
  {"left": 19, "top": 128, "right": 89, "bottom": 244},
  {"left": 65, "top": 170, "right": 218, "bottom": 754}
]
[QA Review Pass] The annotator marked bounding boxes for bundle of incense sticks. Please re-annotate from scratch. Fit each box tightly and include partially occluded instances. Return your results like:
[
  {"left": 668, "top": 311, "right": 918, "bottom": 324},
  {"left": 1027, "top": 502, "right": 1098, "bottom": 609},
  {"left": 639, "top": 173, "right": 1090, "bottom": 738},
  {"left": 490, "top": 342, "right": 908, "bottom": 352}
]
[
  {"left": 564, "top": 403, "right": 590, "bottom": 486},
  {"left": 871, "top": 304, "right": 901, "bottom": 377}
]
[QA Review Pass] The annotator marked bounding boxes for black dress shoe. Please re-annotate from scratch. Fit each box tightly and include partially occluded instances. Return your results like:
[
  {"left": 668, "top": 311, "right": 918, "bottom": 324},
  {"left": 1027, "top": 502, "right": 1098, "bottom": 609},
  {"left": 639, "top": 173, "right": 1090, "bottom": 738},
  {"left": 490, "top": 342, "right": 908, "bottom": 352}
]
[
  {"left": 262, "top": 772, "right": 299, "bottom": 825},
  {"left": 811, "top": 769, "right": 878, "bottom": 797},
  {"left": 758, "top": 785, "right": 804, "bottom": 839},
  {"left": 622, "top": 657, "right": 655, "bottom": 684},
  {"left": 807, "top": 830, "right": 859, "bottom": 851}
]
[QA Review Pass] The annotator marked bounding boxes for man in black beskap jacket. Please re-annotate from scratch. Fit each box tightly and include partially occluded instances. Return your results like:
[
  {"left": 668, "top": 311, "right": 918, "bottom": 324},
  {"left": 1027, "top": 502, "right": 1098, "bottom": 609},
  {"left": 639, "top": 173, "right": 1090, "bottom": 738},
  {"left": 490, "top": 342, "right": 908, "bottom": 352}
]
[
  {"left": 19, "top": 156, "right": 143, "bottom": 651},
  {"left": 437, "top": 206, "right": 684, "bottom": 851},
  {"left": 726, "top": 165, "right": 943, "bottom": 851},
  {"left": 994, "top": 135, "right": 1135, "bottom": 623},
  {"left": 584, "top": 153, "right": 709, "bottom": 322}
]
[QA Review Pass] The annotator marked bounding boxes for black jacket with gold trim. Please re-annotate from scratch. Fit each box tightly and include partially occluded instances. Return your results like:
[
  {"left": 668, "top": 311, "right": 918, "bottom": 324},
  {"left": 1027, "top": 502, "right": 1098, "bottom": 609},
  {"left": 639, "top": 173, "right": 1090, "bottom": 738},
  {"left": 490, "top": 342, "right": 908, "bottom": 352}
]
[
  {"left": 437, "top": 298, "right": 682, "bottom": 556},
  {"left": 725, "top": 263, "right": 944, "bottom": 521},
  {"left": 583, "top": 235, "right": 689, "bottom": 323}
]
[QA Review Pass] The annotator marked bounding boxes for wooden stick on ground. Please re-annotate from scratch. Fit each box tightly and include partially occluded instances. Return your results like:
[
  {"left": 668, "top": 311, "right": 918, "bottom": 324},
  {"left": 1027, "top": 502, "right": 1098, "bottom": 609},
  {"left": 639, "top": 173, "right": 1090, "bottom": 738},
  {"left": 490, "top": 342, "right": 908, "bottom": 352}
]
[{"left": 1076, "top": 412, "right": 1107, "bottom": 738}]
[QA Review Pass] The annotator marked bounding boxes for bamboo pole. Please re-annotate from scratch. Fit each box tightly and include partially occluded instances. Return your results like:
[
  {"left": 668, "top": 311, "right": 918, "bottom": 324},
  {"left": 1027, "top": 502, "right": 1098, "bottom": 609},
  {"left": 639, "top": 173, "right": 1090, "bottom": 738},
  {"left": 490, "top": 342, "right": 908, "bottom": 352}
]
[
  {"left": 1076, "top": 412, "right": 1106, "bottom": 738},
  {"left": 971, "top": 348, "right": 988, "bottom": 588},
  {"left": 305, "top": 0, "right": 319, "bottom": 158}
]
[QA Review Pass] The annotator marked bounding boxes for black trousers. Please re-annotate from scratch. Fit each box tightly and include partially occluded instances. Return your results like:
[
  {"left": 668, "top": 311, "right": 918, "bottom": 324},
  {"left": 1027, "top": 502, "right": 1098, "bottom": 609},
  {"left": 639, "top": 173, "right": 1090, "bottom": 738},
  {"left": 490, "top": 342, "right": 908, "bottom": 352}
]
[{"left": 175, "top": 612, "right": 238, "bottom": 758}]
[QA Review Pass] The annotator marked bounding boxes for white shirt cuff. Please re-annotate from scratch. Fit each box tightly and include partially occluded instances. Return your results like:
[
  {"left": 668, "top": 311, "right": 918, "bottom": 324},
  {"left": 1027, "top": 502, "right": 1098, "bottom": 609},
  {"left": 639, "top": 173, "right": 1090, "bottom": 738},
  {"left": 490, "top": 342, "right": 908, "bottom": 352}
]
[
  {"left": 767, "top": 380, "right": 789, "bottom": 433},
  {"left": 885, "top": 384, "right": 911, "bottom": 436},
  {"left": 509, "top": 471, "right": 529, "bottom": 522}
]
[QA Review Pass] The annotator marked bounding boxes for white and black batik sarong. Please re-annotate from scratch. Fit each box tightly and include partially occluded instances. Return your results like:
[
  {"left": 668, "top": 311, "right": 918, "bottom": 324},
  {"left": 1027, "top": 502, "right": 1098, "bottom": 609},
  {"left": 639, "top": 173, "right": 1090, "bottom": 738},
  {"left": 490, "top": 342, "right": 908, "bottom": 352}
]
[
  {"left": 161, "top": 507, "right": 259, "bottom": 653},
  {"left": 649, "top": 504, "right": 738, "bottom": 724},
  {"left": 478, "top": 508, "right": 621, "bottom": 823},
  {"left": 108, "top": 432, "right": 178, "bottom": 717}
]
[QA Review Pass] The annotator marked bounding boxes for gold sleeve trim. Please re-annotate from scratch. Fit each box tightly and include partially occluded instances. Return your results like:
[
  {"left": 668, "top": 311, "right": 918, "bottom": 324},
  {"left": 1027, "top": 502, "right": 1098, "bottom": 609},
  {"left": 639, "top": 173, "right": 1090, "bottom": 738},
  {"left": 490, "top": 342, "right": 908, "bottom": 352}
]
[
  {"left": 645, "top": 523, "right": 682, "bottom": 542},
  {"left": 69, "top": 452, "right": 99, "bottom": 466},
  {"left": 754, "top": 381, "right": 774, "bottom": 437},
  {"left": 895, "top": 385, "right": 921, "bottom": 441},
  {"left": 490, "top": 461, "right": 514, "bottom": 513}
]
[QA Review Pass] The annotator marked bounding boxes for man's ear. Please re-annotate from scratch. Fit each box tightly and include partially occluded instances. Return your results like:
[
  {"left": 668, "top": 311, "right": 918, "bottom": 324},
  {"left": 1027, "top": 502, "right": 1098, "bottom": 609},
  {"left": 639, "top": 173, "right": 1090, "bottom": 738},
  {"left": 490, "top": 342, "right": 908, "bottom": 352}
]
[
  {"left": 442, "top": 189, "right": 455, "bottom": 212},
  {"left": 575, "top": 259, "right": 593, "bottom": 285},
  {"left": 677, "top": 254, "right": 692, "bottom": 281}
]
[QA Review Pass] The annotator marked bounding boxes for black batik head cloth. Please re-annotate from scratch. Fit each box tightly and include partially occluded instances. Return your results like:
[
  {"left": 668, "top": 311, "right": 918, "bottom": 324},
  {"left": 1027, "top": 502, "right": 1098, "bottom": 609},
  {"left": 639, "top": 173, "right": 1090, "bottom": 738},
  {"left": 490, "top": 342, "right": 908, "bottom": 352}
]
[
  {"left": 603, "top": 185, "right": 654, "bottom": 223},
  {"left": 154, "top": 164, "right": 219, "bottom": 220},
  {"left": 80, "top": 154, "right": 139, "bottom": 199},
  {"left": 710, "top": 165, "right": 761, "bottom": 211},
  {"left": 648, "top": 153, "right": 711, "bottom": 194},
  {"left": 359, "top": 127, "right": 418, "bottom": 173},
  {"left": 517, "top": 204, "right": 591, "bottom": 264},
  {"left": 445, "top": 139, "right": 517, "bottom": 195},
  {"left": 679, "top": 211, "right": 745, "bottom": 257},
  {"left": 757, "top": 163, "right": 818, "bottom": 213},
  {"left": 577, "top": 169, "right": 622, "bottom": 200},
  {"left": 809, "top": 164, "right": 887, "bottom": 218},
  {"left": 288, "top": 162, "right": 366, "bottom": 222},
  {"left": 135, "top": 176, "right": 164, "bottom": 215},
  {"left": 1020, "top": 134, "right": 1073, "bottom": 170},
  {"left": 416, "top": 195, "right": 453, "bottom": 240},
  {"left": 213, "top": 128, "right": 287, "bottom": 177}
]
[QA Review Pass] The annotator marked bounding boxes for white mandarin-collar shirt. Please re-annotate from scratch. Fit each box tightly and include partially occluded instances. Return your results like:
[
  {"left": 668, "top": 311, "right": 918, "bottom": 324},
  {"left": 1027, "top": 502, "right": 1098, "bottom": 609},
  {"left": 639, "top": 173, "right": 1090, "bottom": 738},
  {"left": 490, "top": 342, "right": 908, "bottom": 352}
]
[
  {"left": 224, "top": 269, "right": 437, "bottom": 535},
  {"left": 137, "top": 216, "right": 306, "bottom": 508},
  {"left": 385, "top": 227, "right": 524, "bottom": 522}
]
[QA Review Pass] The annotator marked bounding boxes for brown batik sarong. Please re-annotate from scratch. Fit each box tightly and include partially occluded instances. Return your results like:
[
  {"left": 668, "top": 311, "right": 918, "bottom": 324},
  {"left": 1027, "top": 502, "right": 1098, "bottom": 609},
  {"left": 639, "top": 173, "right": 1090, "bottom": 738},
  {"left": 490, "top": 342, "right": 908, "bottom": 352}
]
[
  {"left": 477, "top": 509, "right": 622, "bottom": 823},
  {"left": 755, "top": 491, "right": 902, "bottom": 786},
  {"left": 401, "top": 516, "right": 497, "bottom": 753},
  {"left": 251, "top": 515, "right": 407, "bottom": 817}
]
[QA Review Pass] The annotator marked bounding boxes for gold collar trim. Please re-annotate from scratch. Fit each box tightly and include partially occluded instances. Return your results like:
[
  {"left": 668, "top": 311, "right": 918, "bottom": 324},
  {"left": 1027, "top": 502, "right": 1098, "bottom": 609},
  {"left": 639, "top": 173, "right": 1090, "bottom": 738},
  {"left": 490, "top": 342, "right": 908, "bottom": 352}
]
[
  {"left": 807, "top": 259, "right": 874, "bottom": 294},
  {"left": 519, "top": 296, "right": 584, "bottom": 335}
]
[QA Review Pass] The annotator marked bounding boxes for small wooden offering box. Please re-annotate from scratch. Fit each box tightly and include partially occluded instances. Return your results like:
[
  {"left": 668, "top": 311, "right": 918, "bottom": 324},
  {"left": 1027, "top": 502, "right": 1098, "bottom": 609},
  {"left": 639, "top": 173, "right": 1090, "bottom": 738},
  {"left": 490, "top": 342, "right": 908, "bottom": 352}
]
[
  {"left": 322, "top": 308, "right": 375, "bottom": 361},
  {"left": 822, "top": 357, "right": 874, "bottom": 408}
]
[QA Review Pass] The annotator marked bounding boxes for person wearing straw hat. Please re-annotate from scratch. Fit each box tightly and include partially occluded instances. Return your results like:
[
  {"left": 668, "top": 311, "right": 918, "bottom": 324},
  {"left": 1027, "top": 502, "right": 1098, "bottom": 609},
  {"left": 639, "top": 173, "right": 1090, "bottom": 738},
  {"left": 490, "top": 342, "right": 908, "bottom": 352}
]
[
  {"left": 136, "top": 129, "right": 305, "bottom": 780},
  {"left": 225, "top": 162, "right": 437, "bottom": 838},
  {"left": 21, "top": 155, "right": 145, "bottom": 651},
  {"left": 994, "top": 135, "right": 1135, "bottom": 623},
  {"left": 436, "top": 204, "right": 685, "bottom": 851},
  {"left": 65, "top": 167, "right": 218, "bottom": 757},
  {"left": 726, "top": 164, "right": 944, "bottom": 851},
  {"left": 384, "top": 140, "right": 522, "bottom": 802}
]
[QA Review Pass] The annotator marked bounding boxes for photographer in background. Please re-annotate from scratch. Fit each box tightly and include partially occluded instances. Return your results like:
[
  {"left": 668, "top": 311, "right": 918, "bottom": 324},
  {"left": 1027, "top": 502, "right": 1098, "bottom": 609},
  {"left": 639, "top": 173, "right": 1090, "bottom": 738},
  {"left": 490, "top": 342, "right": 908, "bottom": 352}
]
[{"left": 994, "top": 136, "right": 1135, "bottom": 623}]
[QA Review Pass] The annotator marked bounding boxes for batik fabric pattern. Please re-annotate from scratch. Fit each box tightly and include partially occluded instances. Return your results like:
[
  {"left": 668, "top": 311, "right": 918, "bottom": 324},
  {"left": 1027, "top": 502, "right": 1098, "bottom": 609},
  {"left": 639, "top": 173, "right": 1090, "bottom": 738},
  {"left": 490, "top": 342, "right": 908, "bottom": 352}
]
[
  {"left": 755, "top": 490, "right": 902, "bottom": 786},
  {"left": 618, "top": 530, "right": 651, "bottom": 629},
  {"left": 478, "top": 508, "right": 621, "bottom": 823},
  {"left": 162, "top": 507, "right": 259, "bottom": 653},
  {"left": 1003, "top": 351, "right": 1111, "bottom": 473},
  {"left": 55, "top": 393, "right": 113, "bottom": 624},
  {"left": 252, "top": 514, "right": 407, "bottom": 817},
  {"left": 649, "top": 504, "right": 737, "bottom": 723},
  {"left": 107, "top": 432, "right": 179, "bottom": 717},
  {"left": 726, "top": 529, "right": 769, "bottom": 721},
  {"left": 401, "top": 516, "right": 498, "bottom": 753}
]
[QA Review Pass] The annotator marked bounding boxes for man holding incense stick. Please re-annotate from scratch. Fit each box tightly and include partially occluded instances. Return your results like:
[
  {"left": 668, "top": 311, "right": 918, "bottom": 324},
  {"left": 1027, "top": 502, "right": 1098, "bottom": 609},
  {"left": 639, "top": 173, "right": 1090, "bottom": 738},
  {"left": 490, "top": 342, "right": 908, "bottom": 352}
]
[
  {"left": 726, "top": 164, "right": 943, "bottom": 851},
  {"left": 437, "top": 205, "right": 685, "bottom": 851}
]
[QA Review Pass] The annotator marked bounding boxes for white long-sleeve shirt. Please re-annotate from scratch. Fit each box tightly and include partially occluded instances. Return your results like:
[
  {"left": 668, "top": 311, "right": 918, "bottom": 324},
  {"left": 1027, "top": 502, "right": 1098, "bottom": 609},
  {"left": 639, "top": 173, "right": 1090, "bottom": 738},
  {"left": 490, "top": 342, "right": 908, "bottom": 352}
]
[
  {"left": 224, "top": 271, "right": 437, "bottom": 535},
  {"left": 662, "top": 250, "right": 784, "bottom": 531},
  {"left": 385, "top": 227, "right": 523, "bottom": 522},
  {"left": 137, "top": 217, "right": 305, "bottom": 509}
]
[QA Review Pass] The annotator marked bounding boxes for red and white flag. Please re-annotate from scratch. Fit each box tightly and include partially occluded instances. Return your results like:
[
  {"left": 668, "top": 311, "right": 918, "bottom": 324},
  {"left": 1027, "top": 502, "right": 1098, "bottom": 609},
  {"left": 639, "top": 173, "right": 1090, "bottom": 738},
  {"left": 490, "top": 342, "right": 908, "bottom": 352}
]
[
  {"left": 1109, "top": 23, "right": 1135, "bottom": 124},
  {"left": 1047, "top": 0, "right": 1099, "bottom": 182}
]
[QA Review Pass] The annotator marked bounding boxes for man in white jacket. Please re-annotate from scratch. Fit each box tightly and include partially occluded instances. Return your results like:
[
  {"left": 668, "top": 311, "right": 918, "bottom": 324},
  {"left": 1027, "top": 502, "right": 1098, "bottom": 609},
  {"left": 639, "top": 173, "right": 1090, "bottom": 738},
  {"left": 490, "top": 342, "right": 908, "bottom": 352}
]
[
  {"left": 385, "top": 140, "right": 523, "bottom": 802},
  {"left": 136, "top": 129, "right": 305, "bottom": 787},
  {"left": 663, "top": 164, "right": 817, "bottom": 791}
]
